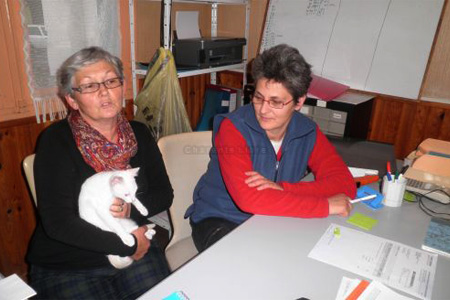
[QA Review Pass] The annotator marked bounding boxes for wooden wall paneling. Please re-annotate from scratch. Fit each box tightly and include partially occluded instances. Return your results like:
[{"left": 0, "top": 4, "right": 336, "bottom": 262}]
[
  {"left": 437, "top": 107, "right": 450, "bottom": 141},
  {"left": 248, "top": 0, "right": 268, "bottom": 61},
  {"left": 405, "top": 102, "right": 450, "bottom": 149},
  {"left": 369, "top": 96, "right": 406, "bottom": 143},
  {"left": 120, "top": 0, "right": 134, "bottom": 100},
  {"left": 403, "top": 104, "right": 434, "bottom": 157},
  {"left": 0, "top": 118, "right": 50, "bottom": 279},
  {"left": 368, "top": 96, "right": 417, "bottom": 159},
  {"left": 179, "top": 74, "right": 209, "bottom": 129},
  {"left": 0, "top": 0, "right": 34, "bottom": 122},
  {"left": 0, "top": 6, "right": 17, "bottom": 112},
  {"left": 217, "top": 5, "right": 246, "bottom": 37},
  {"left": 135, "top": 0, "right": 161, "bottom": 63},
  {"left": 420, "top": 0, "right": 450, "bottom": 102},
  {"left": 422, "top": 106, "right": 447, "bottom": 138},
  {"left": 217, "top": 71, "right": 244, "bottom": 89},
  {"left": 392, "top": 101, "right": 417, "bottom": 159}
]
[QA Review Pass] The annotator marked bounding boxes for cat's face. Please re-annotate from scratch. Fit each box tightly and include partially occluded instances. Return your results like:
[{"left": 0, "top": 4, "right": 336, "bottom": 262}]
[{"left": 110, "top": 168, "right": 139, "bottom": 203}]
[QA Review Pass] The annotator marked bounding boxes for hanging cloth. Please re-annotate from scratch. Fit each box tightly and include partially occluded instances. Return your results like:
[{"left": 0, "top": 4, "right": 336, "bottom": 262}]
[{"left": 19, "top": 0, "right": 120, "bottom": 123}]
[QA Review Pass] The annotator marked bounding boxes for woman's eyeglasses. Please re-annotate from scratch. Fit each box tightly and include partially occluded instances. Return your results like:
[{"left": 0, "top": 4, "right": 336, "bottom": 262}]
[
  {"left": 72, "top": 77, "right": 123, "bottom": 94},
  {"left": 252, "top": 95, "right": 294, "bottom": 109}
]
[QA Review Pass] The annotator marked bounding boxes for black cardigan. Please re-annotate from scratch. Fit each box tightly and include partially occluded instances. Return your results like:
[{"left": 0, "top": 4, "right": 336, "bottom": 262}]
[{"left": 27, "top": 119, "right": 173, "bottom": 269}]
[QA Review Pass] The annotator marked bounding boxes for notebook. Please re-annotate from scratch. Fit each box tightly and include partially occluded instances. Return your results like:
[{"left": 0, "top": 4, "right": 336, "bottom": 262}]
[{"left": 422, "top": 217, "right": 450, "bottom": 258}]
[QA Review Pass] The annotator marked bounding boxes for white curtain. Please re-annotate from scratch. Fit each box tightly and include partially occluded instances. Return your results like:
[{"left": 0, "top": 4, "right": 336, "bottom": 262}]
[{"left": 20, "top": 0, "right": 121, "bottom": 123}]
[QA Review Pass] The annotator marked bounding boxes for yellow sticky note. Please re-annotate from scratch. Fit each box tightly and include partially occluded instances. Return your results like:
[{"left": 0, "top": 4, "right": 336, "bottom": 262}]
[{"left": 346, "top": 213, "right": 378, "bottom": 231}]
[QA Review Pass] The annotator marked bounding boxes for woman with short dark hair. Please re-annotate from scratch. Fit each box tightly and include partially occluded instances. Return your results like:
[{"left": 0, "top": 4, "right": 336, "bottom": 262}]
[{"left": 186, "top": 44, "right": 356, "bottom": 252}]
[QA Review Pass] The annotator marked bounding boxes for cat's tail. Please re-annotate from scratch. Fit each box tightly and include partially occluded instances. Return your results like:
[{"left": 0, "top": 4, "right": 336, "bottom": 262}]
[{"left": 108, "top": 255, "right": 133, "bottom": 269}]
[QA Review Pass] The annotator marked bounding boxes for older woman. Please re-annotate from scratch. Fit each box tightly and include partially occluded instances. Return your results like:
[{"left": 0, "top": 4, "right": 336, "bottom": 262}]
[
  {"left": 186, "top": 44, "right": 356, "bottom": 252},
  {"left": 27, "top": 47, "right": 173, "bottom": 299}
]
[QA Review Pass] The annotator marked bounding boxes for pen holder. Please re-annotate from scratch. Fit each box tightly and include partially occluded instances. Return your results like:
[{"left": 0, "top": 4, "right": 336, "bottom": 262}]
[{"left": 382, "top": 175, "right": 407, "bottom": 207}]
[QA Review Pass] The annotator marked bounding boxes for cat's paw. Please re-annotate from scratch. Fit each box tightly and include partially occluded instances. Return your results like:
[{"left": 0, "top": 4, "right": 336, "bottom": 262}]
[
  {"left": 133, "top": 200, "right": 148, "bottom": 216},
  {"left": 108, "top": 255, "right": 133, "bottom": 269},
  {"left": 144, "top": 223, "right": 156, "bottom": 240},
  {"left": 137, "top": 206, "right": 148, "bottom": 216},
  {"left": 121, "top": 234, "right": 135, "bottom": 247},
  {"left": 145, "top": 229, "right": 156, "bottom": 240}
]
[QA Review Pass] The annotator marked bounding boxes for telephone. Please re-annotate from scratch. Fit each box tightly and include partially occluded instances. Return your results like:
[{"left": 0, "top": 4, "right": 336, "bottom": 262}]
[{"left": 403, "top": 138, "right": 450, "bottom": 203}]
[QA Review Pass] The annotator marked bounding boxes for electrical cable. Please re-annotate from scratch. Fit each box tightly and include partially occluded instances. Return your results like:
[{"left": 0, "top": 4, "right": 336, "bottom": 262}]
[{"left": 406, "top": 189, "right": 450, "bottom": 221}]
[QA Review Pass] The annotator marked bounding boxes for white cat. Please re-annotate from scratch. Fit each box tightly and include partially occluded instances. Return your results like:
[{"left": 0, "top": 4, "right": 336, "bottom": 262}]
[{"left": 78, "top": 167, "right": 156, "bottom": 269}]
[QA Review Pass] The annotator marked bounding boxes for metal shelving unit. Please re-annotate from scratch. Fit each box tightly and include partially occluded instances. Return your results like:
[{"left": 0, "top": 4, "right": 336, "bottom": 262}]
[
  {"left": 129, "top": 0, "right": 250, "bottom": 99},
  {"left": 128, "top": 0, "right": 249, "bottom": 231}
]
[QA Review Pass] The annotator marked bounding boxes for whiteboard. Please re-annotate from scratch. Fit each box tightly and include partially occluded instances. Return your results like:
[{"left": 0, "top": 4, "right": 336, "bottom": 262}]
[{"left": 261, "top": 0, "right": 444, "bottom": 99}]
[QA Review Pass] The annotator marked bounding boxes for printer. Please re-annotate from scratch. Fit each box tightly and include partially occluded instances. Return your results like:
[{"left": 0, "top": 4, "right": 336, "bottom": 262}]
[{"left": 173, "top": 37, "right": 246, "bottom": 68}]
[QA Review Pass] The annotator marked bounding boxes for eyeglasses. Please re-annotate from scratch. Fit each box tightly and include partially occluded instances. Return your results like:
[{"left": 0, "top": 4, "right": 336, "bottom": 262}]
[
  {"left": 252, "top": 95, "right": 294, "bottom": 109},
  {"left": 72, "top": 77, "right": 123, "bottom": 94}
]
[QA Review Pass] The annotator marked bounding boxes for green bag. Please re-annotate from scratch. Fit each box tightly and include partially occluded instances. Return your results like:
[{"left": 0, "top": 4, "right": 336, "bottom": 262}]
[{"left": 134, "top": 48, "right": 192, "bottom": 140}]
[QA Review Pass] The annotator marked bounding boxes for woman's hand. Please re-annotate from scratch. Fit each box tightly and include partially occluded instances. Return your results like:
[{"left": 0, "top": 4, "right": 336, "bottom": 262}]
[
  {"left": 328, "top": 193, "right": 353, "bottom": 217},
  {"left": 131, "top": 226, "right": 151, "bottom": 261},
  {"left": 244, "top": 171, "right": 283, "bottom": 191},
  {"left": 110, "top": 198, "right": 131, "bottom": 218}
]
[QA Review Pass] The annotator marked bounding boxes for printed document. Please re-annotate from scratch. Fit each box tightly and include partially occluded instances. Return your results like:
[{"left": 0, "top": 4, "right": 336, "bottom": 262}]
[{"left": 309, "top": 224, "right": 437, "bottom": 300}]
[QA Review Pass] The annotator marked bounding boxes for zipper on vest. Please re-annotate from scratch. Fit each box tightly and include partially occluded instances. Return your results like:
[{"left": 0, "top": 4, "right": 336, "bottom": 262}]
[{"left": 274, "top": 161, "right": 280, "bottom": 181}]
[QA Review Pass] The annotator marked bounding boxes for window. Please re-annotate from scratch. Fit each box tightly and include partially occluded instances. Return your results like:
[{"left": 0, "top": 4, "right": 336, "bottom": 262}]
[{"left": 20, "top": 0, "right": 121, "bottom": 122}]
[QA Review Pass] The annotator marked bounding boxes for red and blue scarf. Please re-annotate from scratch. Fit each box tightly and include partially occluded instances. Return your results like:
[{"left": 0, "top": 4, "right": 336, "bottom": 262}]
[{"left": 68, "top": 110, "right": 138, "bottom": 172}]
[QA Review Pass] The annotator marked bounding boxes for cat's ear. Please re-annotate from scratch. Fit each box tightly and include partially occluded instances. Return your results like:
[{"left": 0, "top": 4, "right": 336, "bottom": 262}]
[
  {"left": 129, "top": 167, "right": 140, "bottom": 177},
  {"left": 110, "top": 175, "right": 124, "bottom": 187}
]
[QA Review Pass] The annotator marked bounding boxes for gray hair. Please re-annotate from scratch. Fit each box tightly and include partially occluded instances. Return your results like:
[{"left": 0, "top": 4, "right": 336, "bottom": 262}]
[
  {"left": 56, "top": 46, "right": 123, "bottom": 100},
  {"left": 251, "top": 44, "right": 312, "bottom": 102}
]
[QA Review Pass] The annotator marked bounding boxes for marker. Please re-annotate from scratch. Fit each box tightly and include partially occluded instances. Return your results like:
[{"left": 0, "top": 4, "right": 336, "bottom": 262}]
[
  {"left": 395, "top": 171, "right": 399, "bottom": 180},
  {"left": 386, "top": 161, "right": 392, "bottom": 181},
  {"left": 386, "top": 172, "right": 392, "bottom": 181},
  {"left": 350, "top": 194, "right": 377, "bottom": 204}
]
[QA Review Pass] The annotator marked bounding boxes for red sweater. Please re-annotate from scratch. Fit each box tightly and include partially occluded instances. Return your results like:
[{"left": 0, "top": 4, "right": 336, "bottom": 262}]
[{"left": 215, "top": 118, "right": 356, "bottom": 218}]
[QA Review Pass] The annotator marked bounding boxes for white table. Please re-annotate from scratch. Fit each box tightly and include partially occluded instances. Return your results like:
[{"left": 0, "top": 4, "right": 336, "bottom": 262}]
[{"left": 141, "top": 200, "right": 450, "bottom": 300}]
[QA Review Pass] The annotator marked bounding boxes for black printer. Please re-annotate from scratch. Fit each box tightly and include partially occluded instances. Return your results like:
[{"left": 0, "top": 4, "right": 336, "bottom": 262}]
[{"left": 173, "top": 37, "right": 246, "bottom": 69}]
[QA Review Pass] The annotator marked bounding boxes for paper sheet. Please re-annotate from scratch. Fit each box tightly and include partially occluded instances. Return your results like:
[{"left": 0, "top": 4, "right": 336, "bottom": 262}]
[
  {"left": 358, "top": 280, "right": 414, "bottom": 300},
  {"left": 0, "top": 274, "right": 36, "bottom": 300},
  {"left": 309, "top": 224, "right": 437, "bottom": 300},
  {"left": 336, "top": 278, "right": 414, "bottom": 300},
  {"left": 335, "top": 277, "right": 362, "bottom": 300},
  {"left": 176, "top": 11, "right": 201, "bottom": 39}
]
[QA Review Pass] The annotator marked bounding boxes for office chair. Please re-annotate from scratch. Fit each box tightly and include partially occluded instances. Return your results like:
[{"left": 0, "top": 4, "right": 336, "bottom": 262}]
[
  {"left": 157, "top": 131, "right": 212, "bottom": 271},
  {"left": 23, "top": 154, "right": 37, "bottom": 206}
]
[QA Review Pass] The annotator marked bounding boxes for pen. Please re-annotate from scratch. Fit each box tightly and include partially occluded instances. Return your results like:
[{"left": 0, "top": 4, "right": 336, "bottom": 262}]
[{"left": 350, "top": 194, "right": 377, "bottom": 204}]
